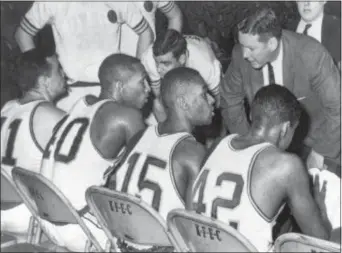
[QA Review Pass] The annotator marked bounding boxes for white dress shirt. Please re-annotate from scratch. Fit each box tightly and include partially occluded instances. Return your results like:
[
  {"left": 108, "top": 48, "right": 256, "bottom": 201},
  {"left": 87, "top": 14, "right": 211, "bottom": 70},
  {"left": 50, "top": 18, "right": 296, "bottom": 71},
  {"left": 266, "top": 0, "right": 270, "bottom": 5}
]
[
  {"left": 296, "top": 12, "right": 323, "bottom": 43},
  {"left": 262, "top": 41, "right": 284, "bottom": 86}
]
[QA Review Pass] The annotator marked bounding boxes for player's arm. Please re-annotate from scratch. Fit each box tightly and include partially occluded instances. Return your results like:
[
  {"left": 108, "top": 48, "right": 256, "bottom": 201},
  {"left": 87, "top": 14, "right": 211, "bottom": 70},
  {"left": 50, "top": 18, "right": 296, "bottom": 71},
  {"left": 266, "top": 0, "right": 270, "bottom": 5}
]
[
  {"left": 282, "top": 154, "right": 330, "bottom": 240},
  {"left": 32, "top": 102, "right": 66, "bottom": 150},
  {"left": 92, "top": 104, "right": 146, "bottom": 160},
  {"left": 15, "top": 2, "right": 54, "bottom": 52},
  {"left": 141, "top": 46, "right": 161, "bottom": 97},
  {"left": 158, "top": 2, "right": 183, "bottom": 32},
  {"left": 172, "top": 138, "right": 206, "bottom": 209}
]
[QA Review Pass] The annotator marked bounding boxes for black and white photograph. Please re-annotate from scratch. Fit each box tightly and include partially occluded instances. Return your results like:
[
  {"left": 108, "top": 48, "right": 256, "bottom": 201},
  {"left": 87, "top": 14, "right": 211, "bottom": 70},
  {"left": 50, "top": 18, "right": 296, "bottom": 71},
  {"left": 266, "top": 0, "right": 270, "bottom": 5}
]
[{"left": 1, "top": 1, "right": 341, "bottom": 252}]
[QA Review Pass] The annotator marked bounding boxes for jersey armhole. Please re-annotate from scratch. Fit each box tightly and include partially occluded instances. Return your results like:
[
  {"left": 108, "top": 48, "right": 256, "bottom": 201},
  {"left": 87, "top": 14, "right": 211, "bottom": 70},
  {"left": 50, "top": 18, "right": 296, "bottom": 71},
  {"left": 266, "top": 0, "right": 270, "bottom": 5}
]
[
  {"left": 103, "top": 128, "right": 148, "bottom": 186},
  {"left": 29, "top": 101, "right": 48, "bottom": 153},
  {"left": 247, "top": 145, "right": 278, "bottom": 223},
  {"left": 169, "top": 134, "right": 196, "bottom": 206}
]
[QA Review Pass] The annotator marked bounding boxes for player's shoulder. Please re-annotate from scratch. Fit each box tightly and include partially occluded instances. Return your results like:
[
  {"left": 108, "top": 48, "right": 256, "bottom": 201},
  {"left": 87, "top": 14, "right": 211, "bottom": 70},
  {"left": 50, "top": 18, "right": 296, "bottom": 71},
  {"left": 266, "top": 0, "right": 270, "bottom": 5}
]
[
  {"left": 34, "top": 101, "right": 65, "bottom": 122},
  {"left": 99, "top": 102, "right": 144, "bottom": 126},
  {"left": 174, "top": 136, "right": 206, "bottom": 164},
  {"left": 257, "top": 146, "right": 305, "bottom": 176}
]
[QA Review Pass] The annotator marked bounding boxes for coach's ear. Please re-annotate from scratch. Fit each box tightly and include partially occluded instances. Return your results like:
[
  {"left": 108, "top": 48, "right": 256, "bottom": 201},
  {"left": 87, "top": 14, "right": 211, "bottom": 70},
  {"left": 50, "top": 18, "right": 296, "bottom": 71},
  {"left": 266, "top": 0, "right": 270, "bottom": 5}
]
[{"left": 176, "top": 95, "right": 189, "bottom": 111}]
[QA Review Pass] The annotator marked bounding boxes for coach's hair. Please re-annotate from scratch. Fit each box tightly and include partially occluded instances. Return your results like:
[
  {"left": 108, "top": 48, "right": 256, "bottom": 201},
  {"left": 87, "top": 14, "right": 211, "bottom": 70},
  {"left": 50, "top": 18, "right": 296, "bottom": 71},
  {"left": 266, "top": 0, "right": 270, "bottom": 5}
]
[
  {"left": 98, "top": 53, "right": 144, "bottom": 89},
  {"left": 153, "top": 29, "right": 187, "bottom": 59},
  {"left": 16, "top": 48, "right": 53, "bottom": 94},
  {"left": 237, "top": 7, "right": 282, "bottom": 42},
  {"left": 160, "top": 67, "right": 205, "bottom": 111},
  {"left": 251, "top": 84, "right": 301, "bottom": 129}
]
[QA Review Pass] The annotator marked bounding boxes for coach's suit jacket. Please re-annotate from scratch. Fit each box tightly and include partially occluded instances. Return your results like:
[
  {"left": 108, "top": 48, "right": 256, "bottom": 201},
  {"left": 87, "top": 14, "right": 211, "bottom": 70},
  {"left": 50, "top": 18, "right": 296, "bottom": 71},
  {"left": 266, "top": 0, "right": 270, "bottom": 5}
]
[
  {"left": 220, "top": 30, "right": 341, "bottom": 164},
  {"left": 287, "top": 14, "right": 341, "bottom": 65}
]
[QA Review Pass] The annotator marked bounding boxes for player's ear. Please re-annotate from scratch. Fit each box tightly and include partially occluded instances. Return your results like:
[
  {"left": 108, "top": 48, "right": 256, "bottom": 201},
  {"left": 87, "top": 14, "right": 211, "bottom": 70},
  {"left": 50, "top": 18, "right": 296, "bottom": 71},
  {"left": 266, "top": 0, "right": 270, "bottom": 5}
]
[
  {"left": 280, "top": 121, "right": 290, "bottom": 138},
  {"left": 114, "top": 81, "right": 124, "bottom": 97},
  {"left": 178, "top": 50, "right": 188, "bottom": 65},
  {"left": 38, "top": 75, "right": 49, "bottom": 89},
  {"left": 176, "top": 95, "right": 189, "bottom": 111}
]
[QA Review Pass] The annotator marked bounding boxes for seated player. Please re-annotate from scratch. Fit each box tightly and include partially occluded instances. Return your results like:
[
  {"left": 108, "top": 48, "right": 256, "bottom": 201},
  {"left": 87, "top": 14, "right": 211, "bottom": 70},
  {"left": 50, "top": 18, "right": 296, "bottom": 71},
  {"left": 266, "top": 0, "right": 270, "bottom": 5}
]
[
  {"left": 1, "top": 49, "right": 66, "bottom": 235},
  {"left": 141, "top": 29, "right": 221, "bottom": 123},
  {"left": 39, "top": 54, "right": 150, "bottom": 251},
  {"left": 106, "top": 67, "right": 214, "bottom": 251},
  {"left": 191, "top": 85, "right": 331, "bottom": 251}
]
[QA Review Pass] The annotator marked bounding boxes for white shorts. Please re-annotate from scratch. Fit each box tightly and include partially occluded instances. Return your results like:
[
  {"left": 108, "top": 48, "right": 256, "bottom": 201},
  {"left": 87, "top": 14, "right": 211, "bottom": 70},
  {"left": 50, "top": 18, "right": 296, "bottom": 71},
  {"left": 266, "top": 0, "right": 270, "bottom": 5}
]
[
  {"left": 39, "top": 212, "right": 108, "bottom": 252},
  {"left": 57, "top": 86, "right": 100, "bottom": 112},
  {"left": 1, "top": 203, "right": 32, "bottom": 235},
  {"left": 309, "top": 168, "right": 341, "bottom": 229}
]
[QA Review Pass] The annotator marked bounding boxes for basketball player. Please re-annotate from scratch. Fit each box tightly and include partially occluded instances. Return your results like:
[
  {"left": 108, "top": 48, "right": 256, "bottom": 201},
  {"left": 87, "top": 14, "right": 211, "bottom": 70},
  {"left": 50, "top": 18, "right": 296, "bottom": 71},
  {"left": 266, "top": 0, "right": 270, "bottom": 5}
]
[
  {"left": 141, "top": 29, "right": 222, "bottom": 124},
  {"left": 15, "top": 2, "right": 154, "bottom": 112},
  {"left": 191, "top": 85, "right": 331, "bottom": 251},
  {"left": 39, "top": 54, "right": 150, "bottom": 251},
  {"left": 106, "top": 67, "right": 214, "bottom": 251},
  {"left": 1, "top": 49, "right": 66, "bottom": 235},
  {"left": 120, "top": 1, "right": 183, "bottom": 57}
]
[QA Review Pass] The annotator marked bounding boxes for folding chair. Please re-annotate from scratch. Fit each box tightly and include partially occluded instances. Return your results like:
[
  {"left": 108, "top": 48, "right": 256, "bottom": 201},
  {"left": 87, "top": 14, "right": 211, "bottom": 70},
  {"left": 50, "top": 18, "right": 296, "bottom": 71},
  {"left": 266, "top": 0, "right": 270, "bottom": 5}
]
[
  {"left": 274, "top": 232, "right": 341, "bottom": 252},
  {"left": 167, "top": 209, "right": 258, "bottom": 252},
  {"left": 1, "top": 167, "right": 39, "bottom": 249},
  {"left": 85, "top": 186, "right": 176, "bottom": 252},
  {"left": 11, "top": 167, "right": 104, "bottom": 252}
]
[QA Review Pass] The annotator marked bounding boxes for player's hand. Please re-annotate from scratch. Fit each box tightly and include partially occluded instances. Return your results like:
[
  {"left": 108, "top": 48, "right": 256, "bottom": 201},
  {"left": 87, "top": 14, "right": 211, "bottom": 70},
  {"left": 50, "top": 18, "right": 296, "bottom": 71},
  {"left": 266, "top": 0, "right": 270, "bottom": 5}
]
[
  {"left": 306, "top": 149, "right": 325, "bottom": 169},
  {"left": 313, "top": 174, "right": 327, "bottom": 215}
]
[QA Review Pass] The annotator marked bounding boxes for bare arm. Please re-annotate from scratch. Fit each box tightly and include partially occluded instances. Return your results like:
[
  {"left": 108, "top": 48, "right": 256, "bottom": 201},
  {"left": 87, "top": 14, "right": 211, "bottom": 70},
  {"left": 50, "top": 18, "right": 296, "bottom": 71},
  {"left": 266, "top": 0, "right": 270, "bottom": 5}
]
[
  {"left": 284, "top": 154, "right": 330, "bottom": 240},
  {"left": 172, "top": 138, "right": 206, "bottom": 209},
  {"left": 15, "top": 26, "right": 36, "bottom": 52},
  {"left": 161, "top": 2, "right": 183, "bottom": 32},
  {"left": 136, "top": 25, "right": 154, "bottom": 59},
  {"left": 32, "top": 102, "right": 66, "bottom": 150},
  {"left": 92, "top": 104, "right": 146, "bottom": 160}
]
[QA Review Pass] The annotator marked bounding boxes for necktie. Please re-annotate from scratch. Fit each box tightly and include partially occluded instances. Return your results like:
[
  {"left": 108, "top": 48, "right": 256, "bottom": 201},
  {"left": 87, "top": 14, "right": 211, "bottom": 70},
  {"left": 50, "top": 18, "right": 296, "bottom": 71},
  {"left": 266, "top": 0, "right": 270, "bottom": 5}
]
[
  {"left": 303, "top": 24, "right": 312, "bottom": 35},
  {"left": 267, "top": 62, "right": 275, "bottom": 85}
]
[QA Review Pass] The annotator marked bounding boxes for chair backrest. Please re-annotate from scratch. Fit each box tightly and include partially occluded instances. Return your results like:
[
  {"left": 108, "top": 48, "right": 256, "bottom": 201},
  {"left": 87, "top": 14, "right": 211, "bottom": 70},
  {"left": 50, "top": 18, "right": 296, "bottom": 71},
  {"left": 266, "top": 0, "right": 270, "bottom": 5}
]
[
  {"left": 11, "top": 167, "right": 103, "bottom": 251},
  {"left": 86, "top": 186, "right": 173, "bottom": 248},
  {"left": 274, "top": 233, "right": 341, "bottom": 252},
  {"left": 167, "top": 209, "right": 258, "bottom": 252},
  {"left": 1, "top": 167, "right": 22, "bottom": 210}
]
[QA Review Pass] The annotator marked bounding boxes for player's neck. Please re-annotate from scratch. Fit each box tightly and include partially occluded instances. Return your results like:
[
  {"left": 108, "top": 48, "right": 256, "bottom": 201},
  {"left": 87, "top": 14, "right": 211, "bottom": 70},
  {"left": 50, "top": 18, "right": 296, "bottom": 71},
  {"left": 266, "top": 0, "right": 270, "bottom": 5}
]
[
  {"left": 159, "top": 114, "right": 193, "bottom": 134},
  {"left": 19, "top": 89, "right": 48, "bottom": 104}
]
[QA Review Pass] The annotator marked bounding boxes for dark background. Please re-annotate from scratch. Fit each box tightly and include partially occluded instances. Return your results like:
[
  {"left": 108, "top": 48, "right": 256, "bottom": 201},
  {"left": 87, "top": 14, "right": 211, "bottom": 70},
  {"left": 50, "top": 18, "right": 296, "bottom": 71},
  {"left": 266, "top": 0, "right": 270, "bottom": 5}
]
[{"left": 1, "top": 1, "right": 341, "bottom": 107}]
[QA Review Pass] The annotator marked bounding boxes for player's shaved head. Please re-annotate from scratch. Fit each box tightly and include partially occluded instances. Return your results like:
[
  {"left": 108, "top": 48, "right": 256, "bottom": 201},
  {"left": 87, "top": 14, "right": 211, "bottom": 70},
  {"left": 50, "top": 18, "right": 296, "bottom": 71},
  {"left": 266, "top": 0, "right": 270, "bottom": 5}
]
[
  {"left": 160, "top": 67, "right": 205, "bottom": 111},
  {"left": 98, "top": 53, "right": 145, "bottom": 90},
  {"left": 251, "top": 84, "right": 301, "bottom": 129}
]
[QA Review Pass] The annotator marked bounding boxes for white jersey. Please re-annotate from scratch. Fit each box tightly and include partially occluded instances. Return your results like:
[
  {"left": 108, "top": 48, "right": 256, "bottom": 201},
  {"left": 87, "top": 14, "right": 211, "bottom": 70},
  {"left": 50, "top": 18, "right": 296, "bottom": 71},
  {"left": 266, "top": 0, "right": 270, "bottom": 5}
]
[
  {"left": 141, "top": 34, "right": 222, "bottom": 95},
  {"left": 192, "top": 134, "right": 277, "bottom": 252},
  {"left": 114, "top": 125, "right": 191, "bottom": 220},
  {"left": 120, "top": 1, "right": 176, "bottom": 56},
  {"left": 309, "top": 168, "right": 341, "bottom": 229},
  {"left": 1, "top": 100, "right": 45, "bottom": 176},
  {"left": 40, "top": 97, "right": 117, "bottom": 211},
  {"left": 21, "top": 2, "right": 149, "bottom": 83}
]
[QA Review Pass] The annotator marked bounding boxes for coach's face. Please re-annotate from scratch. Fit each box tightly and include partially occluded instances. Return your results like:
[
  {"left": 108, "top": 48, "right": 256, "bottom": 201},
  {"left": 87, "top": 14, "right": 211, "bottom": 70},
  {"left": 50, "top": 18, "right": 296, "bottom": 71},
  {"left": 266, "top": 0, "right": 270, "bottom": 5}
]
[
  {"left": 297, "top": 1, "right": 326, "bottom": 23},
  {"left": 238, "top": 31, "right": 274, "bottom": 69},
  {"left": 123, "top": 68, "right": 150, "bottom": 109}
]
